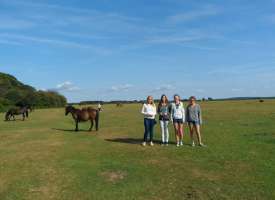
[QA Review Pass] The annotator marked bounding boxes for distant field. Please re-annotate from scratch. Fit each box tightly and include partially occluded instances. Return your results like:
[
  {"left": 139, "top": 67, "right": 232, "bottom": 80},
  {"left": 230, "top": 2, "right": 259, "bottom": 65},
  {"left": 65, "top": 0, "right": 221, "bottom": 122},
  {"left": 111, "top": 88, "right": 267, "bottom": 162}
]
[{"left": 0, "top": 100, "right": 275, "bottom": 200}]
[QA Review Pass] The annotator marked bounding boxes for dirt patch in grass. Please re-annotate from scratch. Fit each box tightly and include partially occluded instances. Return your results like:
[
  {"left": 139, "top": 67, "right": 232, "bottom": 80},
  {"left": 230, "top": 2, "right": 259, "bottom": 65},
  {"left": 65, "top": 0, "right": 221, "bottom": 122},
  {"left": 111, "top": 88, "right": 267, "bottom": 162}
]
[
  {"left": 100, "top": 170, "right": 127, "bottom": 183},
  {"left": 191, "top": 168, "right": 221, "bottom": 181}
]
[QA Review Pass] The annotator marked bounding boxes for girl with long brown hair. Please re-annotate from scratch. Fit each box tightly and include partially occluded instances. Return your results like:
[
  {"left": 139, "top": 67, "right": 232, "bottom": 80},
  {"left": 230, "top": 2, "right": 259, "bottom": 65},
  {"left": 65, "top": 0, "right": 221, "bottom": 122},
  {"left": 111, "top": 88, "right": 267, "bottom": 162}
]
[{"left": 157, "top": 94, "right": 170, "bottom": 146}]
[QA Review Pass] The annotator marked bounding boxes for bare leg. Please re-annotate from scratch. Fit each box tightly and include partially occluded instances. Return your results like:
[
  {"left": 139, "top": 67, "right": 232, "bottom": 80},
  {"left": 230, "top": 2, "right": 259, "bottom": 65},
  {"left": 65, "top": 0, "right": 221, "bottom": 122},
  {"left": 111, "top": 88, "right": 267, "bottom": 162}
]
[
  {"left": 174, "top": 123, "right": 179, "bottom": 144},
  {"left": 179, "top": 123, "right": 183, "bottom": 142},
  {"left": 188, "top": 124, "right": 195, "bottom": 143},
  {"left": 195, "top": 125, "right": 202, "bottom": 144}
]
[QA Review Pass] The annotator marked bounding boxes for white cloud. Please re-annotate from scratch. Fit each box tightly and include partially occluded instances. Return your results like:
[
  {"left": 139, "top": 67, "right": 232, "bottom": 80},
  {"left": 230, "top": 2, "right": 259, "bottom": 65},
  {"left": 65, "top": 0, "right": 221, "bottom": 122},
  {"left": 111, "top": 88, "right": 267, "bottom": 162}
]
[
  {"left": 146, "top": 35, "right": 202, "bottom": 44},
  {"left": 231, "top": 88, "right": 242, "bottom": 92},
  {"left": 110, "top": 84, "right": 133, "bottom": 92},
  {"left": 54, "top": 81, "right": 79, "bottom": 92},
  {"left": 195, "top": 89, "right": 205, "bottom": 93},
  {"left": 0, "top": 17, "right": 35, "bottom": 29},
  {"left": 151, "top": 84, "right": 174, "bottom": 92}
]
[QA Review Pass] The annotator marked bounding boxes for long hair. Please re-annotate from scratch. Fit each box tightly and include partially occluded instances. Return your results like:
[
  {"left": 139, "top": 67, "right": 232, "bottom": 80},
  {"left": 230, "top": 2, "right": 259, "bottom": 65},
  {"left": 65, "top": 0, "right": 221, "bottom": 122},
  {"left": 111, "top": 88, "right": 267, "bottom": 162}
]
[
  {"left": 146, "top": 96, "right": 155, "bottom": 107},
  {"left": 158, "top": 94, "right": 168, "bottom": 110}
]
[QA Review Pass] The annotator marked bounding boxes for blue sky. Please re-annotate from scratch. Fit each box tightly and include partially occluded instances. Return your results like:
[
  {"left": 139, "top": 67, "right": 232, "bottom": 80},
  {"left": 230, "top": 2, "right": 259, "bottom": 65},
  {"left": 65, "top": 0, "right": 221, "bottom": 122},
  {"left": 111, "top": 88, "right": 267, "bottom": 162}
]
[{"left": 0, "top": 0, "right": 275, "bottom": 102}]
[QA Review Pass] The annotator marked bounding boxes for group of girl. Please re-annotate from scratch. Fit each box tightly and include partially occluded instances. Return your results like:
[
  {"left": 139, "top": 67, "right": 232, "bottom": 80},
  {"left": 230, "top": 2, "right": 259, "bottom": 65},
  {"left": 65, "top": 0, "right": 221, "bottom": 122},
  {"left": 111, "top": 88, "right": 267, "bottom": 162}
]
[{"left": 141, "top": 94, "right": 206, "bottom": 147}]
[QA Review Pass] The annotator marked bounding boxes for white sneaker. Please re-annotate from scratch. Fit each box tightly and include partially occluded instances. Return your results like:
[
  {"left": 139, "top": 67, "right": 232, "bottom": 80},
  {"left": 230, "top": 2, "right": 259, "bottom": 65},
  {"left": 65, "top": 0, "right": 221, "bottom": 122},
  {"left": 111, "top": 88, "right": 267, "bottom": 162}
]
[
  {"left": 180, "top": 141, "right": 183, "bottom": 146},
  {"left": 165, "top": 142, "right": 169, "bottom": 146},
  {"left": 150, "top": 141, "right": 154, "bottom": 146},
  {"left": 176, "top": 143, "right": 180, "bottom": 147},
  {"left": 141, "top": 142, "right": 146, "bottom": 146},
  {"left": 199, "top": 143, "right": 207, "bottom": 147},
  {"left": 191, "top": 141, "right": 195, "bottom": 147}
]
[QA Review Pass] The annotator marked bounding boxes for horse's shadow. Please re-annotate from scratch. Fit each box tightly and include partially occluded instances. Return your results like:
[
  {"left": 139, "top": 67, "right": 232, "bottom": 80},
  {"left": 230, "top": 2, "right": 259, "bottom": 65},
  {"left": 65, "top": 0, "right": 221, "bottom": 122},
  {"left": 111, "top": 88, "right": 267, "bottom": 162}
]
[{"left": 51, "top": 128, "right": 90, "bottom": 133}]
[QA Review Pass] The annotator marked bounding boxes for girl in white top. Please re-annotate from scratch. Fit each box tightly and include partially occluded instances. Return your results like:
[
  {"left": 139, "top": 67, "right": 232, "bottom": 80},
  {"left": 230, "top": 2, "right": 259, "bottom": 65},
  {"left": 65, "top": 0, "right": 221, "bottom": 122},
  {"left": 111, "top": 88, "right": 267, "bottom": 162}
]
[
  {"left": 170, "top": 94, "right": 185, "bottom": 147},
  {"left": 141, "top": 96, "right": 157, "bottom": 146}
]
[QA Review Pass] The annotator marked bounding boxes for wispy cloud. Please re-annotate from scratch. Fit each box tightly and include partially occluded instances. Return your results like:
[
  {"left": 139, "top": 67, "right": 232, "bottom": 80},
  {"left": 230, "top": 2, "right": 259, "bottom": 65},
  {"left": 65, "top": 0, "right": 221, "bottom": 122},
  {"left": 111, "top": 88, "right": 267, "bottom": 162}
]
[
  {"left": 151, "top": 84, "right": 174, "bottom": 92},
  {"left": 0, "top": 33, "right": 111, "bottom": 54},
  {"left": 0, "top": 17, "right": 35, "bottom": 29},
  {"left": 195, "top": 89, "right": 206, "bottom": 93},
  {"left": 110, "top": 84, "right": 133, "bottom": 92},
  {"left": 167, "top": 5, "right": 221, "bottom": 24},
  {"left": 231, "top": 88, "right": 243, "bottom": 92},
  {"left": 0, "top": 39, "right": 23, "bottom": 45},
  {"left": 52, "top": 81, "right": 80, "bottom": 92},
  {"left": 146, "top": 35, "right": 202, "bottom": 44}
]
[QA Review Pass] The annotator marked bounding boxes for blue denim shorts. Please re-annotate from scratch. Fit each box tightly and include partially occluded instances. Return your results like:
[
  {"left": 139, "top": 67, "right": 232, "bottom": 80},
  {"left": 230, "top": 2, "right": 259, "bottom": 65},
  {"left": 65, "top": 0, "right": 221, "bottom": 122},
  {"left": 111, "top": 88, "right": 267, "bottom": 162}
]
[
  {"left": 188, "top": 121, "right": 200, "bottom": 126},
  {"left": 173, "top": 118, "right": 184, "bottom": 124}
]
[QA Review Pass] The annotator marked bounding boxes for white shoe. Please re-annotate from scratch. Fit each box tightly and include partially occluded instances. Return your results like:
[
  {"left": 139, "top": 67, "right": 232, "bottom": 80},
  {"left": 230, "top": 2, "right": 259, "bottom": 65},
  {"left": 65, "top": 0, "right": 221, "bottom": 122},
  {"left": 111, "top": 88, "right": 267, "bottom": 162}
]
[
  {"left": 180, "top": 141, "right": 183, "bottom": 146},
  {"left": 150, "top": 142, "right": 154, "bottom": 146},
  {"left": 165, "top": 142, "right": 169, "bottom": 146},
  {"left": 191, "top": 141, "right": 195, "bottom": 147},
  {"left": 141, "top": 142, "right": 146, "bottom": 146},
  {"left": 199, "top": 143, "right": 207, "bottom": 147},
  {"left": 176, "top": 143, "right": 180, "bottom": 147}
]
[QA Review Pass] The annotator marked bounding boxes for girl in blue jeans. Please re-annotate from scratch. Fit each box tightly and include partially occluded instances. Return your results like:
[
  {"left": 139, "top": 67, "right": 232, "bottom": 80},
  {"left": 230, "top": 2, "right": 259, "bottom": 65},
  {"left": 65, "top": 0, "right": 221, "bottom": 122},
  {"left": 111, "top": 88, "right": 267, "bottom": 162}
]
[{"left": 141, "top": 96, "right": 157, "bottom": 146}]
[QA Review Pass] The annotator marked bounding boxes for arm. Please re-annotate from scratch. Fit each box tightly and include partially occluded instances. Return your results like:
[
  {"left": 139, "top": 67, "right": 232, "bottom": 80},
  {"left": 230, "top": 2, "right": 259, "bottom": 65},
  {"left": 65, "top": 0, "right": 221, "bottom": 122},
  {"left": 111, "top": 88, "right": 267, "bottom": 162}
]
[
  {"left": 182, "top": 107, "right": 186, "bottom": 122},
  {"left": 170, "top": 104, "right": 174, "bottom": 122},
  {"left": 152, "top": 106, "right": 157, "bottom": 116},
  {"left": 198, "top": 105, "right": 202, "bottom": 124},
  {"left": 185, "top": 105, "right": 189, "bottom": 122},
  {"left": 157, "top": 105, "right": 161, "bottom": 115},
  {"left": 141, "top": 104, "right": 147, "bottom": 115}
]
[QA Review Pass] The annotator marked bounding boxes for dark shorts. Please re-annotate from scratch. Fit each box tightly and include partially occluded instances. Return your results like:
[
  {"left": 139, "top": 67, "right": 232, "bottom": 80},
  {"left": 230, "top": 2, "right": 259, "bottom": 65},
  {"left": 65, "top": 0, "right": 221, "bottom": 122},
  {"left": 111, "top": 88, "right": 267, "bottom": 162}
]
[
  {"left": 173, "top": 118, "right": 184, "bottom": 124},
  {"left": 188, "top": 121, "right": 200, "bottom": 126}
]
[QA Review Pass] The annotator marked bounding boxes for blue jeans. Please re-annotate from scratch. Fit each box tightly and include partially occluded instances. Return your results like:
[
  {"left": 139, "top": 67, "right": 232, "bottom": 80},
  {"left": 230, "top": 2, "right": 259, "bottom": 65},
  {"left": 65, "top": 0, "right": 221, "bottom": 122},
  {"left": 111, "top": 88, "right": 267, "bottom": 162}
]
[{"left": 143, "top": 118, "right": 155, "bottom": 142}]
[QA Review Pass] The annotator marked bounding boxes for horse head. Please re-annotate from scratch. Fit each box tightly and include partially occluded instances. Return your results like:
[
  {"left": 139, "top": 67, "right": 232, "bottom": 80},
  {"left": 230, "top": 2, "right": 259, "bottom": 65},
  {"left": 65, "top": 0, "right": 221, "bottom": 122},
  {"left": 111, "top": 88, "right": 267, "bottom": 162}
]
[
  {"left": 65, "top": 105, "right": 74, "bottom": 115},
  {"left": 5, "top": 111, "right": 11, "bottom": 121}
]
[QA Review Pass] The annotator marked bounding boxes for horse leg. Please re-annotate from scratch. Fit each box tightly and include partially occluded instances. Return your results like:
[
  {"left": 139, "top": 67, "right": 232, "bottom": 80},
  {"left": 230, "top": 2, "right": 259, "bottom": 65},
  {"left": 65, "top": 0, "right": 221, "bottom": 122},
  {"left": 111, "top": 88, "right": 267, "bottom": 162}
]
[
  {"left": 89, "top": 120, "right": 94, "bottom": 131},
  {"left": 75, "top": 120, "right": 79, "bottom": 132},
  {"left": 22, "top": 113, "right": 25, "bottom": 121}
]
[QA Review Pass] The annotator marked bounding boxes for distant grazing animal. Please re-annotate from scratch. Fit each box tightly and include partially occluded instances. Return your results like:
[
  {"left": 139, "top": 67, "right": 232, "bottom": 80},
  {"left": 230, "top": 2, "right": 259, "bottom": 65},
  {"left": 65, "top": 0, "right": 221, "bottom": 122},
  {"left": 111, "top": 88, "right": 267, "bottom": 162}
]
[
  {"left": 116, "top": 103, "right": 123, "bottom": 107},
  {"left": 5, "top": 107, "right": 29, "bottom": 121},
  {"left": 65, "top": 105, "right": 100, "bottom": 132}
]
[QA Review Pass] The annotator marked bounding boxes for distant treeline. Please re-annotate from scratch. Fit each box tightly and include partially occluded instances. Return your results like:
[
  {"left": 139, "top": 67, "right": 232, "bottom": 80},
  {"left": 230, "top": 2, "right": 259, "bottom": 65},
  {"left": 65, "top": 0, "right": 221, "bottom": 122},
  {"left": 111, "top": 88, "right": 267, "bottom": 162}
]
[
  {"left": 0, "top": 72, "right": 67, "bottom": 112},
  {"left": 215, "top": 97, "right": 275, "bottom": 101},
  {"left": 70, "top": 96, "right": 275, "bottom": 106}
]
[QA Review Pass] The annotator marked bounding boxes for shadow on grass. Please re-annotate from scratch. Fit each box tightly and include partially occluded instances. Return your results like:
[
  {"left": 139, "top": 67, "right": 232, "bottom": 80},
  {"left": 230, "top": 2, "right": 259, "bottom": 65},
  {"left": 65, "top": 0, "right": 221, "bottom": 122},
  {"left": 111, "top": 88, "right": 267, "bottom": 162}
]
[
  {"left": 52, "top": 128, "right": 89, "bottom": 133},
  {"left": 105, "top": 138, "right": 165, "bottom": 145}
]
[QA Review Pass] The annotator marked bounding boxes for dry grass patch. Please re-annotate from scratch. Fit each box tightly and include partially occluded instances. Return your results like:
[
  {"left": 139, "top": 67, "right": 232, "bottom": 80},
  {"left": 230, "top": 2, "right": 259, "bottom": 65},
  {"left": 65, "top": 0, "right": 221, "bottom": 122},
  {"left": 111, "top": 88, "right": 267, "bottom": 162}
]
[{"left": 100, "top": 170, "right": 127, "bottom": 183}]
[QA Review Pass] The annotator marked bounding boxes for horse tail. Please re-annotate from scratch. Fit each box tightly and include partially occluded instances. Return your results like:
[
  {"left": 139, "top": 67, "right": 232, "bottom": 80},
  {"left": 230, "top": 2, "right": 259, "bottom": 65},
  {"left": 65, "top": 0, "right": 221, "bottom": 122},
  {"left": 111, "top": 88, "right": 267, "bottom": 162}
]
[{"left": 95, "top": 110, "right": 99, "bottom": 131}]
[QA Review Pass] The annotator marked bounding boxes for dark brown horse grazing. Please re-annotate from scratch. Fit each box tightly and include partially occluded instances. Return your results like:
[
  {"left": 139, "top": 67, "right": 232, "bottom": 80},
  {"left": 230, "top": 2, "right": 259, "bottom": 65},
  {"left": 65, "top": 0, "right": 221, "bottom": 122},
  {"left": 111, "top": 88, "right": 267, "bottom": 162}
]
[
  {"left": 5, "top": 107, "right": 29, "bottom": 121},
  {"left": 65, "top": 105, "right": 99, "bottom": 132}
]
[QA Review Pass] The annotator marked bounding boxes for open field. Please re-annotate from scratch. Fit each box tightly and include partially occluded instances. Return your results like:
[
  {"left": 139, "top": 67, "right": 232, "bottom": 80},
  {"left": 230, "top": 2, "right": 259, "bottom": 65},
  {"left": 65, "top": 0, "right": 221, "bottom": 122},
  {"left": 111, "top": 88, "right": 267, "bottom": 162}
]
[{"left": 0, "top": 100, "right": 275, "bottom": 200}]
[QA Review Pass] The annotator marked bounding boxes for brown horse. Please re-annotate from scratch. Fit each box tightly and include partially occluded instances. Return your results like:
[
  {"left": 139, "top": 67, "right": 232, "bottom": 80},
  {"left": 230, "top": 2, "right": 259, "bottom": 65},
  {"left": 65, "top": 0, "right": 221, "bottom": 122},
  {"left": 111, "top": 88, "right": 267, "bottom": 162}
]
[{"left": 65, "top": 105, "right": 99, "bottom": 132}]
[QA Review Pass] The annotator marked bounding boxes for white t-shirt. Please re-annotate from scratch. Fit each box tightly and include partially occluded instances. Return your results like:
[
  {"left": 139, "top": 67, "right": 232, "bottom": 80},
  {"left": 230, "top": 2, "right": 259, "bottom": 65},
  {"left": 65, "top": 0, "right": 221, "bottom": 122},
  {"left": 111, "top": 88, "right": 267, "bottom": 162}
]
[
  {"left": 171, "top": 102, "right": 185, "bottom": 121},
  {"left": 141, "top": 103, "right": 156, "bottom": 119}
]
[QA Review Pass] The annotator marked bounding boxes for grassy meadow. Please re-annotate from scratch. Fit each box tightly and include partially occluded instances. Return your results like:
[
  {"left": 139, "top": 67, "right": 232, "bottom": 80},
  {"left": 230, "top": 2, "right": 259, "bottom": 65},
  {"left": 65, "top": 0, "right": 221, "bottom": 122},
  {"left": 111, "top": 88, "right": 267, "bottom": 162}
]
[{"left": 0, "top": 100, "right": 275, "bottom": 200}]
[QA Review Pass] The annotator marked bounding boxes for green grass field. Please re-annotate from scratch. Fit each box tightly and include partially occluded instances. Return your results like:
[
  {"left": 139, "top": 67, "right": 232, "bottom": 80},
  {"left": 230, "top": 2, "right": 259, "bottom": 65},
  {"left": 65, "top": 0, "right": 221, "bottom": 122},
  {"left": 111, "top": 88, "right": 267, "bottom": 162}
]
[{"left": 1, "top": 100, "right": 275, "bottom": 200}]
